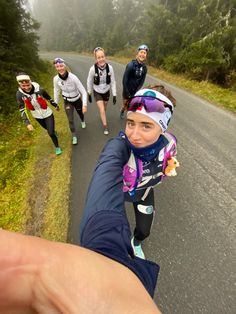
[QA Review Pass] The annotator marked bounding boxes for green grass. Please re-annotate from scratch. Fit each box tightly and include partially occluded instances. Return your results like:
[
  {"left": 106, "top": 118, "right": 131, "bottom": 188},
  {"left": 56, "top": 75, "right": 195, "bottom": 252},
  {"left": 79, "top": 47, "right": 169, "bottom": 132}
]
[
  {"left": 41, "top": 113, "right": 71, "bottom": 242},
  {"left": 0, "top": 113, "right": 37, "bottom": 231}
]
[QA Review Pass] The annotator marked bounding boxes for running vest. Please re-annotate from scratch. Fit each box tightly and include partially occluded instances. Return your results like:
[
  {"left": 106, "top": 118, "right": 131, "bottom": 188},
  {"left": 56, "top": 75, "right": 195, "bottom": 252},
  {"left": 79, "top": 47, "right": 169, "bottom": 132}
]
[
  {"left": 23, "top": 95, "right": 47, "bottom": 111},
  {"left": 94, "top": 63, "right": 111, "bottom": 85},
  {"left": 19, "top": 83, "right": 48, "bottom": 111}
]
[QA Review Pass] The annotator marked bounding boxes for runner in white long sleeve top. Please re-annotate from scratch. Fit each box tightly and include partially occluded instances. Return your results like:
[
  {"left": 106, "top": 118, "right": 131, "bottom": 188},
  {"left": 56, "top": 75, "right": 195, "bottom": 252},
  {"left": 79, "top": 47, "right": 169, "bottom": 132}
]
[
  {"left": 87, "top": 47, "right": 117, "bottom": 135},
  {"left": 53, "top": 57, "right": 87, "bottom": 145}
]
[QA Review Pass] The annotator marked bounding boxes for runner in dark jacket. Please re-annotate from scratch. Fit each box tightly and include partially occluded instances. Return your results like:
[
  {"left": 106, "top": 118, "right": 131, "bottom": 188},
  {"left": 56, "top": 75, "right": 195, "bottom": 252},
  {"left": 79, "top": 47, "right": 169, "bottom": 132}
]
[{"left": 120, "top": 44, "right": 149, "bottom": 119}]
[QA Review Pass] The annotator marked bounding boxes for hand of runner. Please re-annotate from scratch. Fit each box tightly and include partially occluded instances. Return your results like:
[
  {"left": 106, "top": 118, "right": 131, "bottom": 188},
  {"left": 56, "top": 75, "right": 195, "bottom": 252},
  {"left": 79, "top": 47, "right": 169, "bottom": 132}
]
[{"left": 27, "top": 124, "right": 34, "bottom": 131}]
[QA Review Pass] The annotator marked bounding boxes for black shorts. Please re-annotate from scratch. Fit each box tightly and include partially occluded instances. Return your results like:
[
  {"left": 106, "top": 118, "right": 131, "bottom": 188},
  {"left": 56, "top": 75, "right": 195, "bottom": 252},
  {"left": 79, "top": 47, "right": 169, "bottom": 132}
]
[{"left": 94, "top": 90, "right": 110, "bottom": 102}]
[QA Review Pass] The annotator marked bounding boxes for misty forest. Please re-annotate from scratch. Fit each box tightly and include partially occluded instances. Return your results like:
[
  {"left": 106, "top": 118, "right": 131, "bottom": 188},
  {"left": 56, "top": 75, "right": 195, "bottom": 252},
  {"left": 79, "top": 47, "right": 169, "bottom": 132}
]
[{"left": 0, "top": 0, "right": 236, "bottom": 115}]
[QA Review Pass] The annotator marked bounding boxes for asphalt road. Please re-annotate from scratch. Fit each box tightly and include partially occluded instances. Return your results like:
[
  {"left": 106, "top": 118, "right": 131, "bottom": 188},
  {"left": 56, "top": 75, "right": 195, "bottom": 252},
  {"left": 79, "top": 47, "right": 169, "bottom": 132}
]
[{"left": 41, "top": 52, "right": 236, "bottom": 314}]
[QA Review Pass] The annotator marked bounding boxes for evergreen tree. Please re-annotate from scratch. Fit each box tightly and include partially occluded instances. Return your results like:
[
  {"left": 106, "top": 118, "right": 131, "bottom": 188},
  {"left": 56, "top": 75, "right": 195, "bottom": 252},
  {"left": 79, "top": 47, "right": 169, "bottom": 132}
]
[{"left": 0, "top": 0, "right": 40, "bottom": 114}]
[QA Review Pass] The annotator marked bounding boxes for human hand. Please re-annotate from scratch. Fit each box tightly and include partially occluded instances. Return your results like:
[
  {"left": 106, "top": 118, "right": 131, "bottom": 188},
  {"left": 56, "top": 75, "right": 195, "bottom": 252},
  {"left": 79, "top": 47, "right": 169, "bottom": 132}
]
[
  {"left": 27, "top": 124, "right": 34, "bottom": 131},
  {"left": 50, "top": 99, "right": 58, "bottom": 107},
  {"left": 88, "top": 94, "right": 92, "bottom": 103},
  {"left": 113, "top": 96, "right": 117, "bottom": 105},
  {"left": 0, "top": 230, "right": 161, "bottom": 314},
  {"left": 83, "top": 106, "right": 87, "bottom": 113}
]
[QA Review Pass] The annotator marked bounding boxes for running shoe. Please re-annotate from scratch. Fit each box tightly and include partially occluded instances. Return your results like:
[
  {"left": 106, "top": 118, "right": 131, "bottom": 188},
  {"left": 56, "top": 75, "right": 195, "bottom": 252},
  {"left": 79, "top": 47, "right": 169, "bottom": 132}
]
[
  {"left": 81, "top": 121, "right": 86, "bottom": 129},
  {"left": 55, "top": 147, "right": 62, "bottom": 155},
  {"left": 131, "top": 237, "right": 145, "bottom": 259},
  {"left": 103, "top": 128, "right": 109, "bottom": 135},
  {"left": 72, "top": 136, "right": 78, "bottom": 145},
  {"left": 120, "top": 110, "right": 125, "bottom": 119}
]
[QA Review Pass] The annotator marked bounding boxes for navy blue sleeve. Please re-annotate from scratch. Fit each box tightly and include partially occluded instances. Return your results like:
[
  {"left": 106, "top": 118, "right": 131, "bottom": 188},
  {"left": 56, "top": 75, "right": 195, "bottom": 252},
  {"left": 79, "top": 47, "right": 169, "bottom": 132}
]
[
  {"left": 137, "top": 65, "right": 147, "bottom": 91},
  {"left": 122, "top": 62, "right": 133, "bottom": 97},
  {"left": 80, "top": 137, "right": 130, "bottom": 234},
  {"left": 80, "top": 136, "right": 160, "bottom": 298}
]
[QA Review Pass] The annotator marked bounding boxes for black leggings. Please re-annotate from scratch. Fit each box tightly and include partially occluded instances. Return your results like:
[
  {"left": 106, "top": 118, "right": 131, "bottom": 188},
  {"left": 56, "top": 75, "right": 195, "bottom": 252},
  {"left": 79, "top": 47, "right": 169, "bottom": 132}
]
[
  {"left": 64, "top": 98, "right": 84, "bottom": 134},
  {"left": 36, "top": 114, "right": 59, "bottom": 148},
  {"left": 133, "top": 188, "right": 155, "bottom": 242}
]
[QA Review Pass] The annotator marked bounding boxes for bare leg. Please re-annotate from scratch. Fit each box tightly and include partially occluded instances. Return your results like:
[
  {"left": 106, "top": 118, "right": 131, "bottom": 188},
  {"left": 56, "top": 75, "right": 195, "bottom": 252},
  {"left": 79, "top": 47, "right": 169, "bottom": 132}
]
[{"left": 96, "top": 100, "right": 108, "bottom": 127}]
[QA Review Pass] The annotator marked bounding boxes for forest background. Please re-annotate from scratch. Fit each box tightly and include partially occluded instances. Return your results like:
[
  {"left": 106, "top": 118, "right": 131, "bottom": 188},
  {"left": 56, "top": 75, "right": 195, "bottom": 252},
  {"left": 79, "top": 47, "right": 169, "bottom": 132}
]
[
  {"left": 0, "top": 0, "right": 235, "bottom": 235},
  {"left": 1, "top": 0, "right": 236, "bottom": 117}
]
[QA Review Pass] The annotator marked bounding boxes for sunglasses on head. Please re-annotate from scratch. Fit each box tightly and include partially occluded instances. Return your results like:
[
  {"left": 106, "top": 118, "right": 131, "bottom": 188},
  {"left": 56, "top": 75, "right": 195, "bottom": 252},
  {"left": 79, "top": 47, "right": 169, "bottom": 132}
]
[
  {"left": 53, "top": 58, "right": 65, "bottom": 64},
  {"left": 128, "top": 96, "right": 173, "bottom": 114},
  {"left": 94, "top": 47, "right": 103, "bottom": 53},
  {"left": 138, "top": 45, "right": 149, "bottom": 52}
]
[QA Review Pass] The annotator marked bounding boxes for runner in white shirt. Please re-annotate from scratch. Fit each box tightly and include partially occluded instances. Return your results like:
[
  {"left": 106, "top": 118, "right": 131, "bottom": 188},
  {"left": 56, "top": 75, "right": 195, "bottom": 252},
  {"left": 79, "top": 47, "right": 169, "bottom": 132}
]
[
  {"left": 53, "top": 58, "right": 87, "bottom": 145},
  {"left": 87, "top": 47, "right": 117, "bottom": 135}
]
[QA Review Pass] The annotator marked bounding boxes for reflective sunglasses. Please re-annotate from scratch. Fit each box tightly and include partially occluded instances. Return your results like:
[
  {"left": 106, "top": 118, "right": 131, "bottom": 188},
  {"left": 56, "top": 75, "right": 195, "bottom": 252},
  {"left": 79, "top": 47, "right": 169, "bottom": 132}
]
[
  {"left": 94, "top": 47, "right": 103, "bottom": 53},
  {"left": 138, "top": 45, "right": 149, "bottom": 52},
  {"left": 128, "top": 96, "right": 173, "bottom": 114},
  {"left": 53, "top": 57, "right": 65, "bottom": 64}
]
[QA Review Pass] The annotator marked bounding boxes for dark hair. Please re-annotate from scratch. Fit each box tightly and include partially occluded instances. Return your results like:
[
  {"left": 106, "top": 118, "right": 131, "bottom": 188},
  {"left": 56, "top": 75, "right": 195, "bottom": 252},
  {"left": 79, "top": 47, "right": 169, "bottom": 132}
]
[
  {"left": 16, "top": 71, "right": 28, "bottom": 76},
  {"left": 146, "top": 84, "right": 176, "bottom": 107}
]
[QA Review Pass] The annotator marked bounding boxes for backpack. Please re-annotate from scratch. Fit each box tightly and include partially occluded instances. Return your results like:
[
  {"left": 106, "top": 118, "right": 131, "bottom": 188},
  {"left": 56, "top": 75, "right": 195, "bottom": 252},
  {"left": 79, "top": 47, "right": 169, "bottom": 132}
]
[{"left": 94, "top": 63, "right": 111, "bottom": 85}]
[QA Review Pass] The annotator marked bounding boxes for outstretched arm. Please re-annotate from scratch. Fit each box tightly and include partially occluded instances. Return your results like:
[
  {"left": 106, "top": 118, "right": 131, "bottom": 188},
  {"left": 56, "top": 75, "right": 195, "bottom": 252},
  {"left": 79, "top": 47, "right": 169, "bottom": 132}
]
[{"left": 80, "top": 137, "right": 130, "bottom": 233}]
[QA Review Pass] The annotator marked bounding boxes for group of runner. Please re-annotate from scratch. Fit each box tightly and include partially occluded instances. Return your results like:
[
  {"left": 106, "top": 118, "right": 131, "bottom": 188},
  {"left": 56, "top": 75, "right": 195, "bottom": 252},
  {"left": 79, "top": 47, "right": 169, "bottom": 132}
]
[{"left": 15, "top": 44, "right": 149, "bottom": 155}]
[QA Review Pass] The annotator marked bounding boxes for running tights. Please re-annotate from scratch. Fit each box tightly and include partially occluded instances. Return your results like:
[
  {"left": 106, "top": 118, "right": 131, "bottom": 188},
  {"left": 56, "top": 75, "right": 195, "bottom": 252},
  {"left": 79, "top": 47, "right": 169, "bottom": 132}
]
[
  {"left": 36, "top": 114, "right": 59, "bottom": 147},
  {"left": 64, "top": 98, "right": 84, "bottom": 134}
]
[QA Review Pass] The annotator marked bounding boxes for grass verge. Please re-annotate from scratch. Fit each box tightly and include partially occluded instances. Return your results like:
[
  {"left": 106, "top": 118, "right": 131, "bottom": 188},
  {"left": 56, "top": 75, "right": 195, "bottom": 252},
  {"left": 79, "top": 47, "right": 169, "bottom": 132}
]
[{"left": 0, "top": 114, "right": 37, "bottom": 231}]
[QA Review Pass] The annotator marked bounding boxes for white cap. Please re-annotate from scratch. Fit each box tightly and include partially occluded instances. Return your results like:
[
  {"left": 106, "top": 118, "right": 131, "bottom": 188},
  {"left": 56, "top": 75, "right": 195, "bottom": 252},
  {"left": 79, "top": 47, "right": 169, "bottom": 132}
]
[{"left": 127, "top": 88, "right": 173, "bottom": 132}]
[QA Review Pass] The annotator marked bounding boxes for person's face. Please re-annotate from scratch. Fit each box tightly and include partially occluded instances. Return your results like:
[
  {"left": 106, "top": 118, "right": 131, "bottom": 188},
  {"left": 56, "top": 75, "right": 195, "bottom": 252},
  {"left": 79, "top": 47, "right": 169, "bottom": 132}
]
[
  {"left": 125, "top": 112, "right": 162, "bottom": 148},
  {"left": 55, "top": 63, "right": 66, "bottom": 76},
  {"left": 19, "top": 81, "right": 32, "bottom": 93},
  {"left": 136, "top": 49, "right": 147, "bottom": 63},
  {"left": 95, "top": 50, "right": 106, "bottom": 67}
]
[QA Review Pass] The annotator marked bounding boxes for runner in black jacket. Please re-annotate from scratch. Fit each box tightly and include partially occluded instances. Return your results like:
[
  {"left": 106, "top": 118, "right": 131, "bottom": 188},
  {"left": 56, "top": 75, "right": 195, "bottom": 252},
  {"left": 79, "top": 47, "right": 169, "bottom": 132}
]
[{"left": 120, "top": 45, "right": 149, "bottom": 119}]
